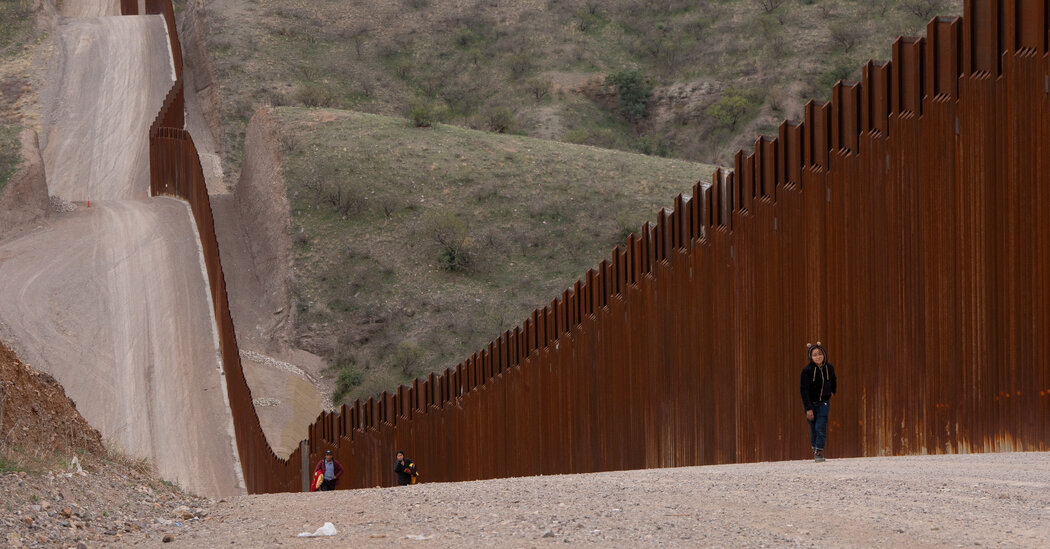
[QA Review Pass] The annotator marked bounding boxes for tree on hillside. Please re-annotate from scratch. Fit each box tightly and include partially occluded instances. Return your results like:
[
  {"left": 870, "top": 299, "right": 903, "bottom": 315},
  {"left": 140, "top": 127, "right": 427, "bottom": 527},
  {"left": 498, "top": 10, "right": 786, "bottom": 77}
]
[
  {"left": 706, "top": 87, "right": 759, "bottom": 132},
  {"left": 605, "top": 69, "right": 653, "bottom": 122}
]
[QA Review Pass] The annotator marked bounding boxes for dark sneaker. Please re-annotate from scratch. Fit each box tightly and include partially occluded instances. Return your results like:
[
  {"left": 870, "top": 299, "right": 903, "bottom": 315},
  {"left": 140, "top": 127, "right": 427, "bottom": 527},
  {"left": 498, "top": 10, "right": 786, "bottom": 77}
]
[{"left": 814, "top": 449, "right": 825, "bottom": 462}]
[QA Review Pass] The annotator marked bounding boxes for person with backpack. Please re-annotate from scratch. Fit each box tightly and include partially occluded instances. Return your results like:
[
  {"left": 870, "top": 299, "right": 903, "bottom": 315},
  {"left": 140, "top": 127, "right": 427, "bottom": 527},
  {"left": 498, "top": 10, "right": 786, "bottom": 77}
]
[
  {"left": 393, "top": 450, "right": 418, "bottom": 486},
  {"left": 800, "top": 342, "right": 837, "bottom": 462}
]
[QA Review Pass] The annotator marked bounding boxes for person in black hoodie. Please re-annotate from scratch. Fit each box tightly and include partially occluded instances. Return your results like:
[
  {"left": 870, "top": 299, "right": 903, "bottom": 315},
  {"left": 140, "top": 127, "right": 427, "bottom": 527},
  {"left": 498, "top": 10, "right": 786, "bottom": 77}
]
[
  {"left": 394, "top": 450, "right": 418, "bottom": 486},
  {"left": 800, "top": 342, "right": 836, "bottom": 462}
]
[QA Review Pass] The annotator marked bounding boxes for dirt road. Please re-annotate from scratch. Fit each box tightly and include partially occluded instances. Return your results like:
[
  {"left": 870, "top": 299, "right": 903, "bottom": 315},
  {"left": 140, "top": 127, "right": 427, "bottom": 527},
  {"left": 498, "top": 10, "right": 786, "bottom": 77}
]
[
  {"left": 39, "top": 13, "right": 173, "bottom": 202},
  {"left": 0, "top": 2, "right": 245, "bottom": 497},
  {"left": 0, "top": 199, "right": 243, "bottom": 496},
  {"left": 126, "top": 451, "right": 1050, "bottom": 547}
]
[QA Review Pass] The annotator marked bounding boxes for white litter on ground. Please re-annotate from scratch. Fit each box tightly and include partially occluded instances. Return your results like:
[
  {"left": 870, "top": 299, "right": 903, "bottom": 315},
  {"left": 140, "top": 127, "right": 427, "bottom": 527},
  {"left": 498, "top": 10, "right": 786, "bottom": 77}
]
[{"left": 297, "top": 522, "right": 337, "bottom": 537}]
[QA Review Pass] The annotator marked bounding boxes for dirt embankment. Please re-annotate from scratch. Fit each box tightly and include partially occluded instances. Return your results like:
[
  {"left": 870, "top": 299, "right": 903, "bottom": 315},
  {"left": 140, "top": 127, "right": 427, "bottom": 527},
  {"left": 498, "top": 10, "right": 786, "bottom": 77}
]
[
  {"left": 179, "top": 0, "right": 226, "bottom": 192},
  {"left": 232, "top": 109, "right": 294, "bottom": 348},
  {"left": 0, "top": 129, "right": 48, "bottom": 238},
  {"left": 215, "top": 109, "right": 324, "bottom": 457},
  {"left": 0, "top": 340, "right": 102, "bottom": 459},
  {"left": 2, "top": 339, "right": 209, "bottom": 548}
]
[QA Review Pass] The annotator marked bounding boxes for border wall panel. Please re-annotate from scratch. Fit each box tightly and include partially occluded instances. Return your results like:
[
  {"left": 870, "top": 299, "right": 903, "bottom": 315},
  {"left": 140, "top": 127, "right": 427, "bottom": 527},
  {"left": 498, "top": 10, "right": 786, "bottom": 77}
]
[{"left": 139, "top": 0, "right": 1050, "bottom": 492}]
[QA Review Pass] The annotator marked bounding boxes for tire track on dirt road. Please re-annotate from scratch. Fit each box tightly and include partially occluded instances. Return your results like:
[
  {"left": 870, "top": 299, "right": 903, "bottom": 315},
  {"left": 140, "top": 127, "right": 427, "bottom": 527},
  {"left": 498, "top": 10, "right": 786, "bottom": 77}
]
[{"left": 0, "top": 2, "right": 245, "bottom": 496}]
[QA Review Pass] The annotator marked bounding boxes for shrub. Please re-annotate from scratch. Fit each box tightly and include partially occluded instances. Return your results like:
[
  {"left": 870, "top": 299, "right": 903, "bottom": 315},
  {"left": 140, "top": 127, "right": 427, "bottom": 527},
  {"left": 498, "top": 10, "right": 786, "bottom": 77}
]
[
  {"left": 605, "top": 69, "right": 653, "bottom": 122},
  {"left": 332, "top": 362, "right": 364, "bottom": 403},
  {"left": 899, "top": 0, "right": 946, "bottom": 20},
  {"left": 423, "top": 212, "right": 473, "bottom": 272},
  {"left": 508, "top": 53, "right": 537, "bottom": 80},
  {"left": 408, "top": 101, "right": 435, "bottom": 128},
  {"left": 299, "top": 164, "right": 364, "bottom": 217},
  {"left": 706, "top": 87, "right": 760, "bottom": 131},
  {"left": 486, "top": 107, "right": 514, "bottom": 133},
  {"left": 817, "top": 54, "right": 858, "bottom": 93},
  {"left": 828, "top": 21, "right": 862, "bottom": 53},
  {"left": 294, "top": 83, "right": 337, "bottom": 108},
  {"left": 525, "top": 76, "right": 553, "bottom": 100},
  {"left": 391, "top": 342, "right": 424, "bottom": 379},
  {"left": 636, "top": 135, "right": 670, "bottom": 157},
  {"left": 754, "top": 0, "right": 787, "bottom": 12}
]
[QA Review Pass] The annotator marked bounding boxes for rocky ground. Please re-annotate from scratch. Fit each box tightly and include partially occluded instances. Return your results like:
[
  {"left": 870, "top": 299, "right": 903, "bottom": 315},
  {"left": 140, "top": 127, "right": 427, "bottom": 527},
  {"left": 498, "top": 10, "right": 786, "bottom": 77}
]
[
  {"left": 1, "top": 340, "right": 210, "bottom": 548},
  {"left": 3, "top": 341, "right": 1049, "bottom": 548},
  {"left": 1, "top": 462, "right": 210, "bottom": 548},
  {"left": 120, "top": 451, "right": 1050, "bottom": 548}
]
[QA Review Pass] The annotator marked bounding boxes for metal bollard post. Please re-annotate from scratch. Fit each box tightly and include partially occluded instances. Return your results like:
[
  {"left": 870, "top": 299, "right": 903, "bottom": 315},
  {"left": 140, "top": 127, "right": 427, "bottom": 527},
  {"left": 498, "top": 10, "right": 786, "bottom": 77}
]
[{"left": 300, "top": 440, "right": 310, "bottom": 492}]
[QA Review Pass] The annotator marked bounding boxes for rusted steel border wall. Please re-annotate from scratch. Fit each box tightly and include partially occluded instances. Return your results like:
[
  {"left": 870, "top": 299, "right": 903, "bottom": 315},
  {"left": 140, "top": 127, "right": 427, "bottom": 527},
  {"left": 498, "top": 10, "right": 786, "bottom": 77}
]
[
  {"left": 305, "top": 2, "right": 1050, "bottom": 489},
  {"left": 133, "top": 0, "right": 1050, "bottom": 493},
  {"left": 125, "top": 1, "right": 301, "bottom": 493}
]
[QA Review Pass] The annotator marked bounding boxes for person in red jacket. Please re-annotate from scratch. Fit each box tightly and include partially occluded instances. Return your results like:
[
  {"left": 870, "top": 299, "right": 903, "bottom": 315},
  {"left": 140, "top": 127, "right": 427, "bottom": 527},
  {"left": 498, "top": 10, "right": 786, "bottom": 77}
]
[{"left": 314, "top": 450, "right": 344, "bottom": 491}]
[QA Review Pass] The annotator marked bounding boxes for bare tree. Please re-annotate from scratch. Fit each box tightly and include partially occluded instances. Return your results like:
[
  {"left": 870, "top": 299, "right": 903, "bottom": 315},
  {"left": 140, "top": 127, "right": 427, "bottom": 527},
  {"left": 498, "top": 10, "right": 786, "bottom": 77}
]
[
  {"left": 755, "top": 0, "right": 787, "bottom": 13},
  {"left": 899, "top": 0, "right": 946, "bottom": 20},
  {"left": 345, "top": 24, "right": 371, "bottom": 60}
]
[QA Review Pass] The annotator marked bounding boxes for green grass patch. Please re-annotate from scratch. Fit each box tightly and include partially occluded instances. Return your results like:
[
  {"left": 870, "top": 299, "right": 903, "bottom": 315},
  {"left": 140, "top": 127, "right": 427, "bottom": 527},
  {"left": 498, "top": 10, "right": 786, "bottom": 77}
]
[
  {"left": 272, "top": 107, "right": 716, "bottom": 403},
  {"left": 0, "top": 125, "right": 22, "bottom": 194},
  {"left": 0, "top": 0, "right": 32, "bottom": 53}
]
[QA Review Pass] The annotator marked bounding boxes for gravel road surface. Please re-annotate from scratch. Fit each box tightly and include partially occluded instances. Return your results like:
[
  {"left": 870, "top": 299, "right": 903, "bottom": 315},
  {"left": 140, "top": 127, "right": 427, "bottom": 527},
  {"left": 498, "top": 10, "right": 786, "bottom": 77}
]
[{"left": 138, "top": 451, "right": 1049, "bottom": 548}]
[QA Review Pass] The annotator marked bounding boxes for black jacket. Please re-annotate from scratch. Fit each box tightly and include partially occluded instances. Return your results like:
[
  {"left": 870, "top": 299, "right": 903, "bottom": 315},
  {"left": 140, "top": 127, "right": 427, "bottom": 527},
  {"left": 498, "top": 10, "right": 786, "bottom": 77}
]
[
  {"left": 394, "top": 459, "right": 417, "bottom": 486},
  {"left": 800, "top": 348, "right": 837, "bottom": 411}
]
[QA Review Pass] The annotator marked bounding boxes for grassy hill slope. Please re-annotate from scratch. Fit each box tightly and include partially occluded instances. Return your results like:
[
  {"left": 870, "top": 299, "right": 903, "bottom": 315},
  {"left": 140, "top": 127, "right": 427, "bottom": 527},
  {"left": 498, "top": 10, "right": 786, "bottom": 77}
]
[
  {"left": 201, "top": 0, "right": 962, "bottom": 175},
  {"left": 0, "top": 0, "right": 36, "bottom": 191},
  {"left": 272, "top": 107, "right": 715, "bottom": 402}
]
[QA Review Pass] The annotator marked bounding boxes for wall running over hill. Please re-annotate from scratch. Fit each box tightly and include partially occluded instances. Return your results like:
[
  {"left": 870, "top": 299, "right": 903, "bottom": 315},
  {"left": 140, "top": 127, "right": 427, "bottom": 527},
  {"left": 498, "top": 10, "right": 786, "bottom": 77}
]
[{"left": 136, "top": 0, "right": 1049, "bottom": 492}]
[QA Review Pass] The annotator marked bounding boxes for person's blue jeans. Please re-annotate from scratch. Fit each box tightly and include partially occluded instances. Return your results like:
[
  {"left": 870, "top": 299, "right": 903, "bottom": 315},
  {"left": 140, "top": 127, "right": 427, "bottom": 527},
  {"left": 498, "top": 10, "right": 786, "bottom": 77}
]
[{"left": 808, "top": 401, "right": 830, "bottom": 450}]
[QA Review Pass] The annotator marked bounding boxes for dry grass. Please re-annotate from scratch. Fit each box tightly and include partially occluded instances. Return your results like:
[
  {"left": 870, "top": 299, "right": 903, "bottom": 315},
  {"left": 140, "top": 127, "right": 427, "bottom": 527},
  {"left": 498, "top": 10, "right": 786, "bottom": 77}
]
[
  {"left": 272, "top": 107, "right": 716, "bottom": 403},
  {"left": 204, "top": 0, "right": 963, "bottom": 177}
]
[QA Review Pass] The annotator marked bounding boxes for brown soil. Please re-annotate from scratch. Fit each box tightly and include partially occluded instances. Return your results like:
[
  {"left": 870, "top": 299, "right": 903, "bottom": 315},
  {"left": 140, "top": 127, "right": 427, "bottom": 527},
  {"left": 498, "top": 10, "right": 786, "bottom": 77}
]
[
  {"left": 0, "top": 340, "right": 102, "bottom": 459},
  {"left": 1, "top": 339, "right": 212, "bottom": 549}
]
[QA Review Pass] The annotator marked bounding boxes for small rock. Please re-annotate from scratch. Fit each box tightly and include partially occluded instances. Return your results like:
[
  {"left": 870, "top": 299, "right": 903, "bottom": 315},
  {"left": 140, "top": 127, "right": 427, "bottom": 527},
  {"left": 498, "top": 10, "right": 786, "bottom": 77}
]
[
  {"left": 29, "top": 505, "right": 41, "bottom": 512},
  {"left": 542, "top": 529, "right": 555, "bottom": 538},
  {"left": 20, "top": 516, "right": 33, "bottom": 526},
  {"left": 174, "top": 505, "right": 195, "bottom": 520},
  {"left": 163, "top": 534, "right": 174, "bottom": 543},
  {"left": 61, "top": 507, "right": 72, "bottom": 518}
]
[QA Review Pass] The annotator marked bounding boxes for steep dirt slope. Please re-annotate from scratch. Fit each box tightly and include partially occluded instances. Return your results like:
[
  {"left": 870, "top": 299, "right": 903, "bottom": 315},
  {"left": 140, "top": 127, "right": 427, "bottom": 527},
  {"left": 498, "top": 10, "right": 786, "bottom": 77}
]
[
  {"left": 0, "top": 199, "right": 243, "bottom": 496},
  {"left": 58, "top": 0, "right": 119, "bottom": 18},
  {"left": 0, "top": 340, "right": 104, "bottom": 458},
  {"left": 0, "top": 2, "right": 245, "bottom": 497},
  {"left": 39, "top": 14, "right": 173, "bottom": 202}
]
